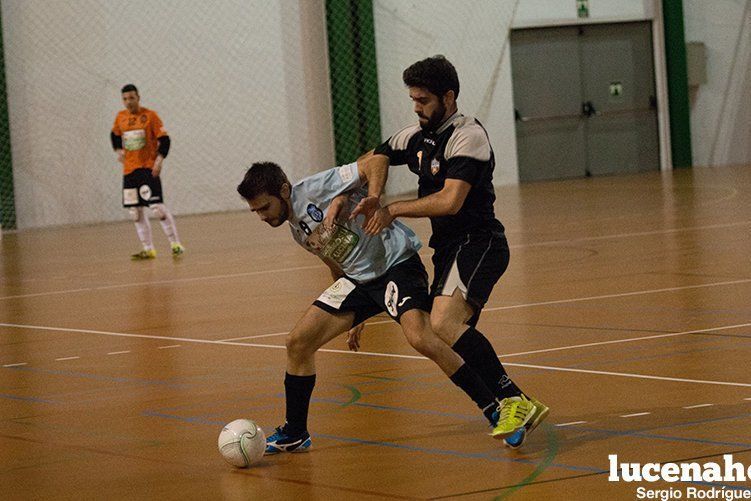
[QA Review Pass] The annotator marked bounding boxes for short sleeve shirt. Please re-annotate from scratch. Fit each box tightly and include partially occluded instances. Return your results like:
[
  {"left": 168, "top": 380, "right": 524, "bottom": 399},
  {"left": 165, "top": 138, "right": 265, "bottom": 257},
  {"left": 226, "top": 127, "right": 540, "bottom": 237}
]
[
  {"left": 112, "top": 107, "right": 168, "bottom": 175},
  {"left": 289, "top": 162, "right": 422, "bottom": 283},
  {"left": 374, "top": 113, "right": 504, "bottom": 248}
]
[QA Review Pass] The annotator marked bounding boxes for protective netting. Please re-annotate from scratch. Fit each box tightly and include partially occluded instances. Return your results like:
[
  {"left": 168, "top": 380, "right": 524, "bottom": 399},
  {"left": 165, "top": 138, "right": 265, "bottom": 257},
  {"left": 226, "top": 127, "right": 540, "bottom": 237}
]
[
  {"left": 1, "top": 0, "right": 333, "bottom": 229},
  {"left": 0, "top": 0, "right": 520, "bottom": 229}
]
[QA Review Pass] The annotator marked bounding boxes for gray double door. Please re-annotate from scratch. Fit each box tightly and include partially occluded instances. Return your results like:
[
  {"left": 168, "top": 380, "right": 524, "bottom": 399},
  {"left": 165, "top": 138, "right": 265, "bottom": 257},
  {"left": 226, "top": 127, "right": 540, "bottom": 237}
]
[{"left": 511, "top": 22, "right": 659, "bottom": 182}]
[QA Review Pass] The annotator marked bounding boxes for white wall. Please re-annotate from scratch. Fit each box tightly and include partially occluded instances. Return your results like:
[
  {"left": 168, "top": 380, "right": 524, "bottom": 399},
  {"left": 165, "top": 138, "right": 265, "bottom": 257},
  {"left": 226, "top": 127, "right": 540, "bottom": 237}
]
[
  {"left": 514, "top": 0, "right": 652, "bottom": 27},
  {"left": 2, "top": 0, "right": 334, "bottom": 229},
  {"left": 372, "top": 0, "right": 655, "bottom": 197},
  {"left": 5, "top": 0, "right": 748, "bottom": 228},
  {"left": 684, "top": 0, "right": 751, "bottom": 167},
  {"left": 373, "top": 0, "right": 521, "bottom": 194}
]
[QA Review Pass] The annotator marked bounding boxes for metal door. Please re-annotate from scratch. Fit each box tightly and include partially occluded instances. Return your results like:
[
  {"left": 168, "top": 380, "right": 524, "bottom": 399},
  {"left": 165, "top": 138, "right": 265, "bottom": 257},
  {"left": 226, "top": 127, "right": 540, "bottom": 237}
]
[
  {"left": 511, "top": 26, "right": 586, "bottom": 181},
  {"left": 580, "top": 22, "right": 659, "bottom": 175},
  {"left": 510, "top": 21, "right": 659, "bottom": 181}
]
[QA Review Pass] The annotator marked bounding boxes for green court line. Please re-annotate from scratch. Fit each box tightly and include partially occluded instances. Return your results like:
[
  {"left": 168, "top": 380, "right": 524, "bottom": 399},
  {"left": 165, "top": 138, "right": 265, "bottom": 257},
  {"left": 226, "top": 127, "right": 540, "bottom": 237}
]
[
  {"left": 492, "top": 425, "right": 560, "bottom": 500},
  {"left": 340, "top": 384, "right": 362, "bottom": 407}
]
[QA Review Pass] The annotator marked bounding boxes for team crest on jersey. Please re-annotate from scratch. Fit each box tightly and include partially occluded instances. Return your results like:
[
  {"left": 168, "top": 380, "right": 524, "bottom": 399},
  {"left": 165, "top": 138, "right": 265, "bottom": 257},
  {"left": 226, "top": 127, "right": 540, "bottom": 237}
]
[
  {"left": 306, "top": 203, "right": 323, "bottom": 222},
  {"left": 431, "top": 158, "right": 441, "bottom": 175}
]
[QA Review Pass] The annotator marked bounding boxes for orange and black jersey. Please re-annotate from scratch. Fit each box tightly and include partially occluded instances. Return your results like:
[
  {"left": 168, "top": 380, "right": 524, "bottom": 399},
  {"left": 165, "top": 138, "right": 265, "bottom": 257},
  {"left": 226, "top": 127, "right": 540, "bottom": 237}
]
[
  {"left": 111, "top": 107, "right": 169, "bottom": 175},
  {"left": 374, "top": 112, "right": 505, "bottom": 248}
]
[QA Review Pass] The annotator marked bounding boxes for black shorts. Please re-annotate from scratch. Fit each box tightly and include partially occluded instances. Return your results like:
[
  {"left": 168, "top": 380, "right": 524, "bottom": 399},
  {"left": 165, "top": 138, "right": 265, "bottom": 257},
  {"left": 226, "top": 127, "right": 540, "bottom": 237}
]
[
  {"left": 123, "top": 168, "right": 163, "bottom": 207},
  {"left": 313, "top": 253, "right": 432, "bottom": 327},
  {"left": 431, "top": 231, "right": 510, "bottom": 326}
]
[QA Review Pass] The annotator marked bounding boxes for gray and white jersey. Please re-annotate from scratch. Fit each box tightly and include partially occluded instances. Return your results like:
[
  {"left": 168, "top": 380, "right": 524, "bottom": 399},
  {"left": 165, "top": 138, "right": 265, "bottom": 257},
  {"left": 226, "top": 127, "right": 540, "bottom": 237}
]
[{"left": 288, "top": 162, "right": 422, "bottom": 283}]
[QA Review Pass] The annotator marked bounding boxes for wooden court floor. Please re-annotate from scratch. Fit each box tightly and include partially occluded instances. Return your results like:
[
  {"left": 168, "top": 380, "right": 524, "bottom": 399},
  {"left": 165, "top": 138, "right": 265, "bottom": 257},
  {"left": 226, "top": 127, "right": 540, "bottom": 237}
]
[{"left": 2, "top": 165, "right": 751, "bottom": 500}]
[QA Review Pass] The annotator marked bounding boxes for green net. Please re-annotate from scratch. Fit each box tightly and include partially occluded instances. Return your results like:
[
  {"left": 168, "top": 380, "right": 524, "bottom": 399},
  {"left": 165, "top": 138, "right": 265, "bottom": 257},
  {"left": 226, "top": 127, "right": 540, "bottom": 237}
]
[{"left": 0, "top": 2, "right": 15, "bottom": 231}]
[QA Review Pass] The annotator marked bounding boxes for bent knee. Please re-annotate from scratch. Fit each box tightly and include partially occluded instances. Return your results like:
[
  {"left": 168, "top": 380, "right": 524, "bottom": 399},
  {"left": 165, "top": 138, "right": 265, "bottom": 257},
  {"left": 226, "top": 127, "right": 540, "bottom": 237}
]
[
  {"left": 150, "top": 204, "right": 167, "bottom": 220},
  {"left": 429, "top": 315, "right": 464, "bottom": 341}
]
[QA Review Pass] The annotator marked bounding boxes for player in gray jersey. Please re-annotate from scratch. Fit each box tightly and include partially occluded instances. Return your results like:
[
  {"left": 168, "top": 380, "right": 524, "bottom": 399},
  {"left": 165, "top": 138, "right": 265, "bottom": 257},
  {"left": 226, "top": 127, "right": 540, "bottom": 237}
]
[{"left": 237, "top": 160, "right": 509, "bottom": 456}]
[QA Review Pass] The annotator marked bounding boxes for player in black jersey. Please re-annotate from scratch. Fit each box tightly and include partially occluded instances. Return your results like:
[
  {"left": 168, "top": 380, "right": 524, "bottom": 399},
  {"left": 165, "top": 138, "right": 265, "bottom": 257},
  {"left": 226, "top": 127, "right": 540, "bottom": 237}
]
[{"left": 353, "top": 55, "right": 549, "bottom": 448}]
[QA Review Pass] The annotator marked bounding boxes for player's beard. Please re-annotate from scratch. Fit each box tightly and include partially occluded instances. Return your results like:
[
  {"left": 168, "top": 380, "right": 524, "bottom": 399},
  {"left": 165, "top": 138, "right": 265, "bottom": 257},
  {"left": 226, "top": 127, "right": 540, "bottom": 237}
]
[
  {"left": 419, "top": 101, "right": 447, "bottom": 132},
  {"left": 266, "top": 199, "right": 289, "bottom": 227}
]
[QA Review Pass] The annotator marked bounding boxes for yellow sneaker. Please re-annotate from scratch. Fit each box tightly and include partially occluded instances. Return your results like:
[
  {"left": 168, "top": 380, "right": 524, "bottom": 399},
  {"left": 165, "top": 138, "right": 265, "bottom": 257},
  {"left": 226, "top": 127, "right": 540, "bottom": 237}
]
[
  {"left": 171, "top": 243, "right": 185, "bottom": 258},
  {"left": 491, "top": 395, "right": 537, "bottom": 440},
  {"left": 503, "top": 396, "right": 550, "bottom": 449},
  {"left": 131, "top": 249, "right": 157, "bottom": 260}
]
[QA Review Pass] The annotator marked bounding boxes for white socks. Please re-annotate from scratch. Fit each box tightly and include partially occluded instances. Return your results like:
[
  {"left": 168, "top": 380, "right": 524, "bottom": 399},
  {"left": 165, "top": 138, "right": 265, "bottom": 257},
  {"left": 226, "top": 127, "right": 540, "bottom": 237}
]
[
  {"left": 151, "top": 204, "right": 180, "bottom": 245},
  {"left": 132, "top": 207, "right": 154, "bottom": 250}
]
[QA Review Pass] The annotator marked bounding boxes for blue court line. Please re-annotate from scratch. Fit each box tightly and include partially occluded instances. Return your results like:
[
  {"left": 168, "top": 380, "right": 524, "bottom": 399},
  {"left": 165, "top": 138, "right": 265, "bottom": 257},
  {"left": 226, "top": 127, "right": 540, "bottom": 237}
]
[
  {"left": 576, "top": 426, "right": 751, "bottom": 449},
  {"left": 0, "top": 393, "right": 56, "bottom": 404},
  {"left": 536, "top": 332, "right": 735, "bottom": 366},
  {"left": 566, "top": 343, "right": 731, "bottom": 369},
  {"left": 143, "top": 409, "right": 751, "bottom": 491},
  {"left": 310, "top": 396, "right": 751, "bottom": 450},
  {"left": 142, "top": 411, "right": 225, "bottom": 426},
  {"left": 308, "top": 396, "right": 480, "bottom": 421},
  {"left": 312, "top": 431, "right": 601, "bottom": 473},
  {"left": 2, "top": 365, "right": 184, "bottom": 388},
  {"left": 142, "top": 408, "right": 601, "bottom": 474},
  {"left": 635, "top": 411, "right": 751, "bottom": 433}
]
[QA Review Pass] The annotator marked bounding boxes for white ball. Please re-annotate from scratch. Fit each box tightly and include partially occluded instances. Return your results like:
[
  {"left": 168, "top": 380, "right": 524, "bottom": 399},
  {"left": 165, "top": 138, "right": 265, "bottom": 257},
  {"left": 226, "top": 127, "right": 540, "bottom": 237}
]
[{"left": 218, "top": 419, "right": 266, "bottom": 468}]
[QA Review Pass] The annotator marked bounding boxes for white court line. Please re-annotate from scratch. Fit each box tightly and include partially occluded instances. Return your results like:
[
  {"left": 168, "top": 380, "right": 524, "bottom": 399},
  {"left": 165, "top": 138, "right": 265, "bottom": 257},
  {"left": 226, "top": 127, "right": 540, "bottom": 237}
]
[
  {"left": 509, "top": 220, "right": 751, "bottom": 249},
  {"left": 3, "top": 323, "right": 751, "bottom": 389},
  {"left": 504, "top": 362, "right": 751, "bottom": 388},
  {"left": 221, "top": 331, "right": 289, "bottom": 341},
  {"left": 2, "top": 362, "right": 27, "bottom": 367},
  {"left": 483, "top": 278, "right": 751, "bottom": 313},
  {"left": 3, "top": 221, "right": 749, "bottom": 302},
  {"left": 219, "top": 321, "right": 751, "bottom": 354},
  {"left": 555, "top": 421, "right": 587, "bottom": 427},
  {"left": 55, "top": 356, "right": 80, "bottom": 361},
  {"left": 683, "top": 403, "right": 714, "bottom": 409},
  {"left": 106, "top": 351, "right": 131, "bottom": 355},
  {"left": 499, "top": 322, "right": 751, "bottom": 358},
  {"left": 0, "top": 264, "right": 322, "bottom": 301},
  {"left": 744, "top": 398, "right": 751, "bottom": 401},
  {"left": 621, "top": 412, "right": 651, "bottom": 418},
  {"left": 157, "top": 344, "right": 181, "bottom": 349}
]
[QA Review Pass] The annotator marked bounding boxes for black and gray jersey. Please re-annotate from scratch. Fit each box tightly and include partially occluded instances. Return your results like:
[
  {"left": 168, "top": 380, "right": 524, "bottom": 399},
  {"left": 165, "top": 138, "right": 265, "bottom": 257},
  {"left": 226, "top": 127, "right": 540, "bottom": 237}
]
[{"left": 374, "top": 112, "right": 505, "bottom": 249}]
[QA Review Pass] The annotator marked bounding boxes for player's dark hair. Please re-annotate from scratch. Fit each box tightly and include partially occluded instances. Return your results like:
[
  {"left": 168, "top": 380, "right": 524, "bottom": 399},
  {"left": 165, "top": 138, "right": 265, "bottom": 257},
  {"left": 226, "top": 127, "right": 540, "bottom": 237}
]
[
  {"left": 237, "top": 162, "right": 290, "bottom": 200},
  {"left": 121, "top": 84, "right": 139, "bottom": 95},
  {"left": 403, "top": 55, "right": 459, "bottom": 99}
]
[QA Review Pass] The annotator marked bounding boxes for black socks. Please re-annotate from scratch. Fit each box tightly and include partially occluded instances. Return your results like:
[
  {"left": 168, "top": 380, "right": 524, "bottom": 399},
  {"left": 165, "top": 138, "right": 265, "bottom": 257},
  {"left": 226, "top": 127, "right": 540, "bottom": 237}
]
[
  {"left": 452, "top": 327, "right": 524, "bottom": 400},
  {"left": 284, "top": 372, "right": 316, "bottom": 434}
]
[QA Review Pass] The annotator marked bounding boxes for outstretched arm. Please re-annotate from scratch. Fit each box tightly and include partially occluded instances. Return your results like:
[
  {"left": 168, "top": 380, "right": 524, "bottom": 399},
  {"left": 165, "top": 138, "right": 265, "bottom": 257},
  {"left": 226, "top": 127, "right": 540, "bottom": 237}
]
[
  {"left": 362, "top": 178, "right": 471, "bottom": 235},
  {"left": 352, "top": 150, "right": 390, "bottom": 223}
]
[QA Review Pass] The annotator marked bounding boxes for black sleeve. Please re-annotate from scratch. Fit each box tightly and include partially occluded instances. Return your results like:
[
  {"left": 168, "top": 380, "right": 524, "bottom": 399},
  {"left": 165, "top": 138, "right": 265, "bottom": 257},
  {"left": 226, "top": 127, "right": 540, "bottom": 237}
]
[
  {"left": 110, "top": 132, "right": 122, "bottom": 150},
  {"left": 157, "top": 136, "right": 171, "bottom": 158},
  {"left": 445, "top": 156, "right": 483, "bottom": 184},
  {"left": 374, "top": 139, "right": 409, "bottom": 166}
]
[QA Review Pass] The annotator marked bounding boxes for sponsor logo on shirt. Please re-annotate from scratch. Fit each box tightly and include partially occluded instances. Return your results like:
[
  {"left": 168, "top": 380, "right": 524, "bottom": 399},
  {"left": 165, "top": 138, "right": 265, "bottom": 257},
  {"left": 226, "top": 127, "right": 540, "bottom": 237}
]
[
  {"left": 123, "top": 129, "right": 146, "bottom": 151},
  {"left": 307, "top": 203, "right": 323, "bottom": 222}
]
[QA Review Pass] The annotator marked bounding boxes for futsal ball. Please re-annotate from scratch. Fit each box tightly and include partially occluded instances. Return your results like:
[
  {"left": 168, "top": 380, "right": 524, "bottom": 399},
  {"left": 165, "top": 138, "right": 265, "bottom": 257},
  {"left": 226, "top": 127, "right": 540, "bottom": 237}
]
[{"left": 218, "top": 419, "right": 266, "bottom": 468}]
